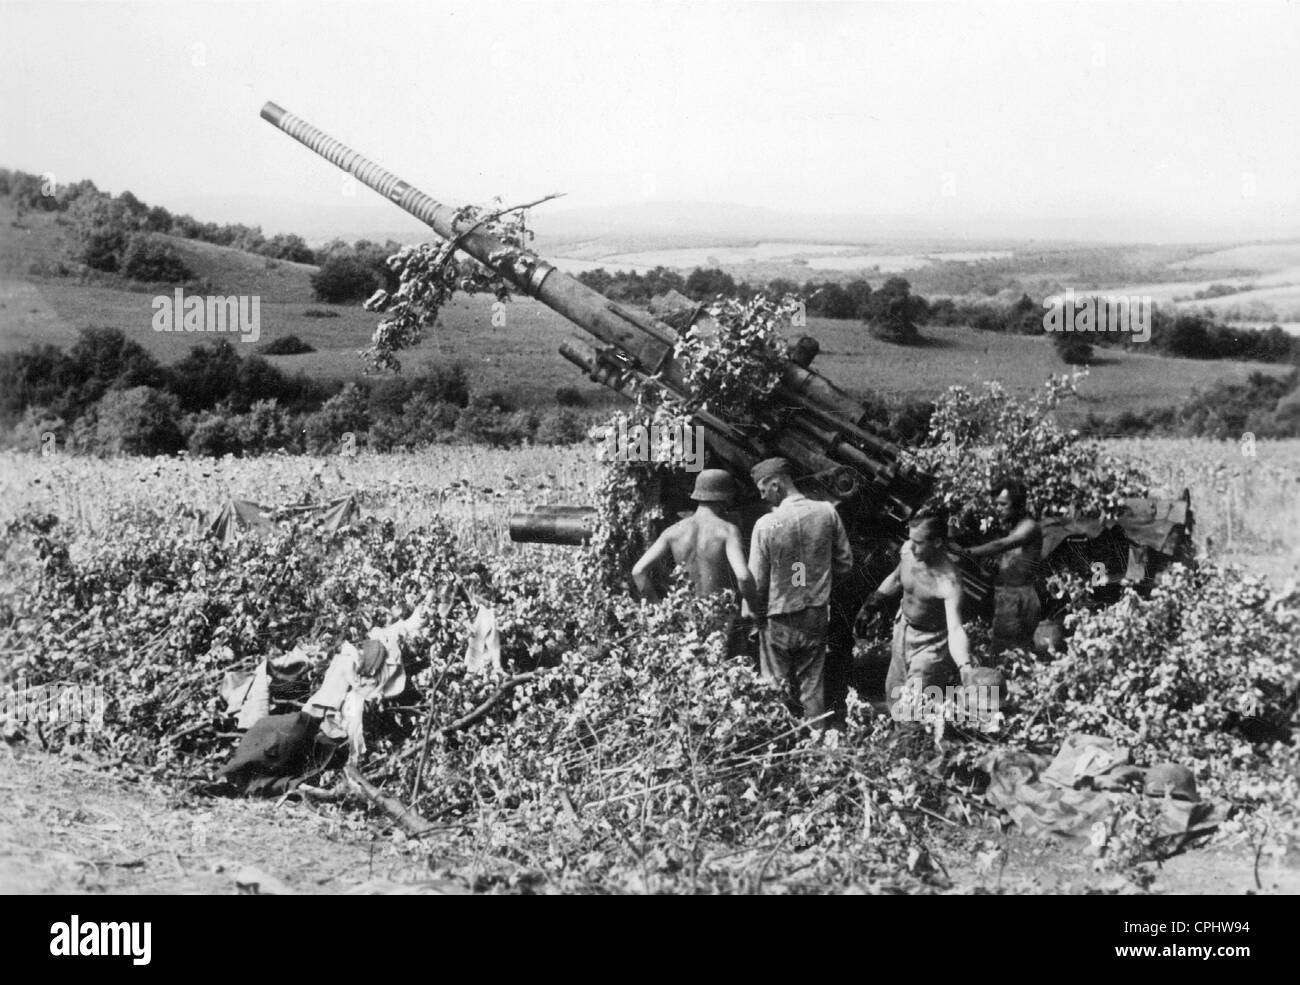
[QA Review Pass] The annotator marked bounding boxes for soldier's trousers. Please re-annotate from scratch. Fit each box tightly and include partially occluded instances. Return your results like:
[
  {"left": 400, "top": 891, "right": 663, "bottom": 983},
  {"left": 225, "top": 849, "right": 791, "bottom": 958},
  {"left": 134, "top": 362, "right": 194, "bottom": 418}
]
[
  {"left": 760, "top": 605, "right": 830, "bottom": 723},
  {"left": 992, "top": 584, "right": 1040, "bottom": 653},
  {"left": 885, "top": 612, "right": 959, "bottom": 709}
]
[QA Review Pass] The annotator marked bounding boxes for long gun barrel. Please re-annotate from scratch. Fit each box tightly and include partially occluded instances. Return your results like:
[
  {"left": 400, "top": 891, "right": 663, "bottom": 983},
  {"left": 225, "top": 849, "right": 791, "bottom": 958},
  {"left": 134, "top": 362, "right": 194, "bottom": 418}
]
[
  {"left": 260, "top": 102, "right": 684, "bottom": 387},
  {"left": 260, "top": 102, "right": 937, "bottom": 526}
]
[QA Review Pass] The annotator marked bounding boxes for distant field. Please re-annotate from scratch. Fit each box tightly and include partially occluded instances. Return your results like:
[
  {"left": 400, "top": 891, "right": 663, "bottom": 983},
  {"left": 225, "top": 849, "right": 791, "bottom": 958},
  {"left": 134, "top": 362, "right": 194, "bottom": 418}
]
[
  {"left": 789, "top": 317, "right": 1290, "bottom": 420},
  {"left": 1172, "top": 243, "right": 1300, "bottom": 273},
  {"left": 1189, "top": 285, "right": 1300, "bottom": 325},
  {"left": 1, "top": 204, "right": 1295, "bottom": 416},
  {"left": 5, "top": 278, "right": 1288, "bottom": 418},
  {"left": 551, "top": 242, "right": 1016, "bottom": 276}
]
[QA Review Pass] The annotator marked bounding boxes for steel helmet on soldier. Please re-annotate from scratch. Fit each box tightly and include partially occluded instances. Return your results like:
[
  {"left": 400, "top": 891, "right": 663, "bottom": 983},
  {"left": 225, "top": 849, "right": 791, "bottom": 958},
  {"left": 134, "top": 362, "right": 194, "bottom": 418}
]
[{"left": 690, "top": 469, "right": 736, "bottom": 502}]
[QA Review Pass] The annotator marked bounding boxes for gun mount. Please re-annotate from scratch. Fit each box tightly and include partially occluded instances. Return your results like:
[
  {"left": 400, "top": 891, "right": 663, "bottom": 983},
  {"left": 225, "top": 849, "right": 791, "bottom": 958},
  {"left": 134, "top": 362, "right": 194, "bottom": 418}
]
[{"left": 261, "top": 102, "right": 993, "bottom": 707}]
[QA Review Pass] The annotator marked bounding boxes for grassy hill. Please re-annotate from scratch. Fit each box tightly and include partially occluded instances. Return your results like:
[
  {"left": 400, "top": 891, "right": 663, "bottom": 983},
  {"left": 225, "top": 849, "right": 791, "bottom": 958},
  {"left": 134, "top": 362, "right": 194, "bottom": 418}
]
[{"left": 0, "top": 203, "right": 1292, "bottom": 419}]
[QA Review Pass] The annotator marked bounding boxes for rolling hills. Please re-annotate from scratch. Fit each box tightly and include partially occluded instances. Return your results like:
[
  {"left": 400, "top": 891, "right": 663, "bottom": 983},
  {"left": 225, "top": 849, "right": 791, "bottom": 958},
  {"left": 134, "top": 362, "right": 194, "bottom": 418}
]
[{"left": 0, "top": 202, "right": 1293, "bottom": 420}]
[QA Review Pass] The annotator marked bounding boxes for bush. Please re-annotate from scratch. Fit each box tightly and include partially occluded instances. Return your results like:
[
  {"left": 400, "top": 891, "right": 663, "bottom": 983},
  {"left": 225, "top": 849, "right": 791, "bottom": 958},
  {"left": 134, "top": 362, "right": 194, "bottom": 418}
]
[
  {"left": 0, "top": 343, "right": 74, "bottom": 424},
  {"left": 235, "top": 399, "right": 301, "bottom": 454},
  {"left": 368, "top": 393, "right": 460, "bottom": 451},
  {"left": 120, "top": 234, "right": 192, "bottom": 282},
  {"left": 864, "top": 277, "right": 927, "bottom": 345},
  {"left": 1270, "top": 388, "right": 1300, "bottom": 435},
  {"left": 79, "top": 226, "right": 128, "bottom": 272},
  {"left": 365, "top": 366, "right": 470, "bottom": 426},
  {"left": 555, "top": 385, "right": 587, "bottom": 408},
  {"left": 186, "top": 413, "right": 241, "bottom": 457},
  {"left": 365, "top": 376, "right": 410, "bottom": 422},
  {"left": 89, "top": 386, "right": 184, "bottom": 456},
  {"left": 912, "top": 373, "right": 1149, "bottom": 538},
  {"left": 6, "top": 510, "right": 974, "bottom": 893},
  {"left": 1053, "top": 332, "right": 1093, "bottom": 365},
  {"left": 303, "top": 382, "right": 370, "bottom": 453},
  {"left": 168, "top": 341, "right": 242, "bottom": 412},
  {"left": 414, "top": 364, "right": 471, "bottom": 408},
  {"left": 258, "top": 334, "right": 316, "bottom": 356},
  {"left": 1002, "top": 563, "right": 1300, "bottom": 807},
  {"left": 47, "top": 328, "right": 168, "bottom": 421},
  {"left": 888, "top": 398, "right": 935, "bottom": 443},
  {"left": 310, "top": 255, "right": 379, "bottom": 303},
  {"left": 453, "top": 395, "right": 537, "bottom": 447},
  {"left": 258, "top": 233, "right": 315, "bottom": 264},
  {"left": 534, "top": 408, "right": 589, "bottom": 445},
  {"left": 684, "top": 267, "right": 737, "bottom": 300},
  {"left": 1176, "top": 372, "right": 1297, "bottom": 439},
  {"left": 4, "top": 406, "right": 66, "bottom": 452},
  {"left": 477, "top": 389, "right": 516, "bottom": 413}
]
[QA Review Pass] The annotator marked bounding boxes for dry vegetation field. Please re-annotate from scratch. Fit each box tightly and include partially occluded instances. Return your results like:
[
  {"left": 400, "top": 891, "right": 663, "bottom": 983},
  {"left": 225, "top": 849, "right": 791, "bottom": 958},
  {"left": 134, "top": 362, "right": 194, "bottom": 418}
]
[
  {"left": 0, "top": 446, "right": 601, "bottom": 557},
  {"left": 1099, "top": 438, "right": 1300, "bottom": 583},
  {"left": 3, "top": 438, "right": 1297, "bottom": 582}
]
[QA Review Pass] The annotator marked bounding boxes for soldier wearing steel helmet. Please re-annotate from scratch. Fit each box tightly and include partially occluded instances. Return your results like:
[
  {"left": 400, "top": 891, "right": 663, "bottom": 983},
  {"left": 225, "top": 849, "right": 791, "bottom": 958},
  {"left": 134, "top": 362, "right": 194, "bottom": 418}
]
[{"left": 632, "top": 468, "right": 757, "bottom": 610}]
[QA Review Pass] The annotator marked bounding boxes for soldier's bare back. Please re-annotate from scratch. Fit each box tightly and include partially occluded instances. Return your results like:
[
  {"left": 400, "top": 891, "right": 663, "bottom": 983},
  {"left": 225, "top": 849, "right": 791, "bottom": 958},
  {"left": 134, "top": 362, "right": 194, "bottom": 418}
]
[{"left": 662, "top": 511, "right": 745, "bottom": 597}]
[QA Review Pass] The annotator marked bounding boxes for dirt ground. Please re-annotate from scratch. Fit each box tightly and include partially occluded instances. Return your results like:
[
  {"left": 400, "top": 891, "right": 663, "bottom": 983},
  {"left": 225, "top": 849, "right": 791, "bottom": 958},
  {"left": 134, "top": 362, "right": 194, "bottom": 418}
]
[
  {"left": 0, "top": 748, "right": 467, "bottom": 895},
  {"left": 1, "top": 747, "right": 1295, "bottom": 895}
]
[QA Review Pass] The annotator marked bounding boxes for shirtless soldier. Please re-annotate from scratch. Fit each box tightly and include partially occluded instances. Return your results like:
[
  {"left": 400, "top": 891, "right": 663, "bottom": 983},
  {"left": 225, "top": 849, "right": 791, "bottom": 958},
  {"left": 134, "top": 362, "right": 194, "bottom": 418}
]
[
  {"left": 967, "top": 478, "right": 1042, "bottom": 653},
  {"left": 632, "top": 469, "right": 757, "bottom": 611},
  {"left": 857, "top": 505, "right": 973, "bottom": 710}
]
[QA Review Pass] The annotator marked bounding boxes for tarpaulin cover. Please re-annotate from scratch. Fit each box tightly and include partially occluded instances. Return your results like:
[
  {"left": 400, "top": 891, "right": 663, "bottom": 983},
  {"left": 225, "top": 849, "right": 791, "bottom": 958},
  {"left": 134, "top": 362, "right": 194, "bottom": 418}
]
[
  {"left": 205, "top": 495, "right": 360, "bottom": 545},
  {"left": 982, "top": 734, "right": 1216, "bottom": 848},
  {"left": 1040, "top": 497, "right": 1192, "bottom": 585}
]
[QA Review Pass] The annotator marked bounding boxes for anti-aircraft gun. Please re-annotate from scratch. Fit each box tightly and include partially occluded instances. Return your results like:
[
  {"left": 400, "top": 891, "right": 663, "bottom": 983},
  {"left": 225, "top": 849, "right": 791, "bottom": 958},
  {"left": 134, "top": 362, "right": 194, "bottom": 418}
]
[{"left": 260, "top": 102, "right": 992, "bottom": 702}]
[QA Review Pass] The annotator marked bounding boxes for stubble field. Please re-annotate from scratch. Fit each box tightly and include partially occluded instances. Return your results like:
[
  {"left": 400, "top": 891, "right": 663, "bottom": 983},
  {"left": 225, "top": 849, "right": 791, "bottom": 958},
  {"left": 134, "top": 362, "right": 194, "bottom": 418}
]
[{"left": 2, "top": 438, "right": 1297, "bottom": 581}]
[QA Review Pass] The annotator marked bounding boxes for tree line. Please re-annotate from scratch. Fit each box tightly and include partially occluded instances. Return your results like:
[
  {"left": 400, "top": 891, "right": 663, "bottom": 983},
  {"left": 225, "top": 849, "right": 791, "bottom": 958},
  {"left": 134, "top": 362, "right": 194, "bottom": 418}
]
[
  {"left": 0, "top": 327, "right": 591, "bottom": 457},
  {"left": 575, "top": 264, "right": 1299, "bottom": 365}
]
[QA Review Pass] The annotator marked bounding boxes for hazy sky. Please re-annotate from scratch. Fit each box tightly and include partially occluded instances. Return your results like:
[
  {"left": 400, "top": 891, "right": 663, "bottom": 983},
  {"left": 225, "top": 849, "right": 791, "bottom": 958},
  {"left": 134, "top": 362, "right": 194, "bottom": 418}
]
[{"left": 2, "top": 0, "right": 1297, "bottom": 241}]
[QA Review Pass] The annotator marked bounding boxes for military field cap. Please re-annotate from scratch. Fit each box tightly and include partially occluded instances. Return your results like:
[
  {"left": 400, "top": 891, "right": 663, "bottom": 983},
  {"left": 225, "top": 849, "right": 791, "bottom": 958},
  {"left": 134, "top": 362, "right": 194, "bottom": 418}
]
[
  {"left": 1145, "top": 763, "right": 1199, "bottom": 801},
  {"left": 691, "top": 469, "right": 736, "bottom": 502},
  {"left": 750, "top": 457, "right": 792, "bottom": 484}
]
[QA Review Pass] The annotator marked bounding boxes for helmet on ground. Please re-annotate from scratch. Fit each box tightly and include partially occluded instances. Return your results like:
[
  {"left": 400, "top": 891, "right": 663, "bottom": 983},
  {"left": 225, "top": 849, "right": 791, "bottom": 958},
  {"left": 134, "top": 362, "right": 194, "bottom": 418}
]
[
  {"left": 1033, "top": 619, "right": 1066, "bottom": 655},
  {"left": 1145, "top": 763, "right": 1199, "bottom": 801}
]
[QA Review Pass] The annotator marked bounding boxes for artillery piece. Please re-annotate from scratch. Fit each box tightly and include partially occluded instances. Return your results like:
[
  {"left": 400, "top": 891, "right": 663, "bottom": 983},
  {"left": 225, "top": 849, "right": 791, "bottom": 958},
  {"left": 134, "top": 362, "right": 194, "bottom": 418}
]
[{"left": 260, "top": 102, "right": 993, "bottom": 707}]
